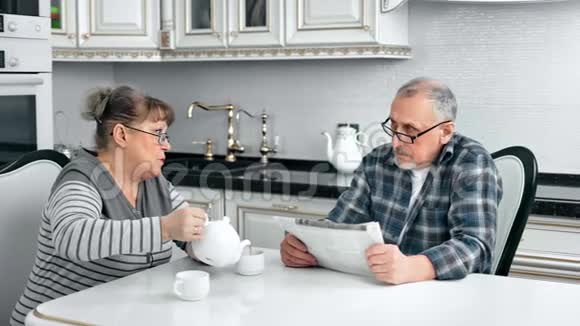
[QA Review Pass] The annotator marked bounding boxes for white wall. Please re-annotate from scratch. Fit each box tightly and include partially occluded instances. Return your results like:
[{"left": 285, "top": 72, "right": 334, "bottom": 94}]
[
  {"left": 52, "top": 62, "right": 116, "bottom": 148},
  {"left": 54, "top": 0, "right": 580, "bottom": 173}
]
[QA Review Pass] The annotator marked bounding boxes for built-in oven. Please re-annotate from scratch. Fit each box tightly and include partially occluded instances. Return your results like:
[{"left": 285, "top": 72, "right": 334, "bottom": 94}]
[
  {"left": 0, "top": 74, "right": 53, "bottom": 164},
  {"left": 0, "top": 0, "right": 52, "bottom": 165},
  {"left": 0, "top": 0, "right": 46, "bottom": 17},
  {"left": 0, "top": 0, "right": 49, "bottom": 43},
  {"left": 0, "top": 0, "right": 51, "bottom": 72}
]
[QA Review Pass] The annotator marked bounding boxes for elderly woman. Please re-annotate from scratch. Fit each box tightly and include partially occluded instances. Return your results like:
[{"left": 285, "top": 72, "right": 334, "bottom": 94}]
[{"left": 10, "top": 86, "right": 206, "bottom": 325}]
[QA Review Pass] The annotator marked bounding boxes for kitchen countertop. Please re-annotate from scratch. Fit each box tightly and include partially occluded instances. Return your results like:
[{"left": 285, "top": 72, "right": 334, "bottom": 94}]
[
  {"left": 163, "top": 155, "right": 352, "bottom": 198},
  {"left": 163, "top": 152, "right": 580, "bottom": 219},
  {"left": 2, "top": 151, "right": 576, "bottom": 217}
]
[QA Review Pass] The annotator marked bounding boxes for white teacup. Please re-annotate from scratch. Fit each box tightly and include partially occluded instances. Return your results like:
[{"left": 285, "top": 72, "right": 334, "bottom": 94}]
[
  {"left": 236, "top": 249, "right": 265, "bottom": 276},
  {"left": 173, "top": 271, "right": 210, "bottom": 301}
]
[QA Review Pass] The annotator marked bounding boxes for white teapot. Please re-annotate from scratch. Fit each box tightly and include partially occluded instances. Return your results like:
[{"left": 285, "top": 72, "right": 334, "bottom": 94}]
[
  {"left": 192, "top": 216, "right": 251, "bottom": 267},
  {"left": 322, "top": 125, "right": 369, "bottom": 174}
]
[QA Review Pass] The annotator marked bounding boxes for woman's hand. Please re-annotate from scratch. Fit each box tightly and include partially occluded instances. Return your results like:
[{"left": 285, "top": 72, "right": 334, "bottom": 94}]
[{"left": 161, "top": 207, "right": 207, "bottom": 241}]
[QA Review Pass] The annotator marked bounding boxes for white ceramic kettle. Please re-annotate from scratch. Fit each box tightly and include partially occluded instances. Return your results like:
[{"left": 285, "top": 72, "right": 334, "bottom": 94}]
[
  {"left": 192, "top": 216, "right": 251, "bottom": 267},
  {"left": 322, "top": 125, "right": 369, "bottom": 174}
]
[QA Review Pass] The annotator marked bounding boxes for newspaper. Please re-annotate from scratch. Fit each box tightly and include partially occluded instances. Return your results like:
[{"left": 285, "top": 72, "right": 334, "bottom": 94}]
[{"left": 274, "top": 216, "right": 384, "bottom": 276}]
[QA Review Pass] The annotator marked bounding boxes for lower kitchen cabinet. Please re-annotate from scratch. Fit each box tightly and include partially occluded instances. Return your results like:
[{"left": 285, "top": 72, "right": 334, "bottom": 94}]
[
  {"left": 224, "top": 190, "right": 337, "bottom": 249},
  {"left": 510, "top": 216, "right": 580, "bottom": 283},
  {"left": 173, "top": 187, "right": 337, "bottom": 249}
]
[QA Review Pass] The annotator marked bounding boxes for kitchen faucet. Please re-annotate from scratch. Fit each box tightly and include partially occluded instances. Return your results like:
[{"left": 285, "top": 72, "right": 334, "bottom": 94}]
[
  {"left": 259, "top": 111, "right": 278, "bottom": 164},
  {"left": 187, "top": 101, "right": 253, "bottom": 162}
]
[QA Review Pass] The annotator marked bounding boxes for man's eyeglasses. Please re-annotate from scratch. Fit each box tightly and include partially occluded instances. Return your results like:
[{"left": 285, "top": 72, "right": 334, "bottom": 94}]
[
  {"left": 122, "top": 124, "right": 170, "bottom": 145},
  {"left": 381, "top": 118, "right": 451, "bottom": 144}
]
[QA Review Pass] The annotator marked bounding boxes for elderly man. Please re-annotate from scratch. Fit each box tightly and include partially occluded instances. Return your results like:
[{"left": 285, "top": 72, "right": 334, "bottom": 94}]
[{"left": 280, "top": 77, "right": 503, "bottom": 284}]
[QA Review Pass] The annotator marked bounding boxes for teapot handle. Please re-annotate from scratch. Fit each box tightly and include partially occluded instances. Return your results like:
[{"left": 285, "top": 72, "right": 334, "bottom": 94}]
[
  {"left": 355, "top": 131, "right": 370, "bottom": 148},
  {"left": 240, "top": 239, "right": 251, "bottom": 249},
  {"left": 240, "top": 239, "right": 251, "bottom": 253}
]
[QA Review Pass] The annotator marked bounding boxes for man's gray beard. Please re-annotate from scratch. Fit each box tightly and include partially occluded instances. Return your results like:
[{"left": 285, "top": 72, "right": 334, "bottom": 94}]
[{"left": 394, "top": 156, "right": 417, "bottom": 170}]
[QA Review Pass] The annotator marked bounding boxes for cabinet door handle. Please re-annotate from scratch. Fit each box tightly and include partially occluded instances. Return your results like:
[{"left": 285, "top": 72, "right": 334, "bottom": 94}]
[
  {"left": 67, "top": 33, "right": 75, "bottom": 40},
  {"left": 82, "top": 33, "right": 91, "bottom": 40},
  {"left": 213, "top": 32, "right": 221, "bottom": 40},
  {"left": 363, "top": 25, "right": 370, "bottom": 31},
  {"left": 272, "top": 204, "right": 298, "bottom": 211}
]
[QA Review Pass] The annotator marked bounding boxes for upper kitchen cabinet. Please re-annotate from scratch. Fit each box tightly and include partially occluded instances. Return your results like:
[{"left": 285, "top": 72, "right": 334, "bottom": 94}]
[
  {"left": 77, "top": 0, "right": 159, "bottom": 48},
  {"left": 50, "top": 0, "right": 77, "bottom": 47},
  {"left": 174, "top": 0, "right": 283, "bottom": 48},
  {"left": 285, "top": 0, "right": 408, "bottom": 46},
  {"left": 227, "top": 0, "right": 284, "bottom": 47},
  {"left": 51, "top": 0, "right": 160, "bottom": 49},
  {"left": 52, "top": 0, "right": 410, "bottom": 61},
  {"left": 174, "top": 0, "right": 226, "bottom": 48}
]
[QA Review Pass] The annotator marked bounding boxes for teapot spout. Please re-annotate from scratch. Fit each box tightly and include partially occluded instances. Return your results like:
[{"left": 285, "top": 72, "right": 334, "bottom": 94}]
[{"left": 321, "top": 131, "right": 334, "bottom": 163}]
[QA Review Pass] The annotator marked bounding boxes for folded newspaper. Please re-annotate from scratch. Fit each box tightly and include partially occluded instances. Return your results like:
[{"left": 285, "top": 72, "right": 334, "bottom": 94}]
[{"left": 274, "top": 216, "right": 384, "bottom": 276}]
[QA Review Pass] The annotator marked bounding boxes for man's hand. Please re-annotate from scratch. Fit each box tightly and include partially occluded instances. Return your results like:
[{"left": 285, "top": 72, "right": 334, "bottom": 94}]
[
  {"left": 161, "top": 207, "right": 207, "bottom": 242},
  {"left": 366, "top": 244, "right": 436, "bottom": 285},
  {"left": 366, "top": 244, "right": 410, "bottom": 284},
  {"left": 280, "top": 233, "right": 318, "bottom": 267}
]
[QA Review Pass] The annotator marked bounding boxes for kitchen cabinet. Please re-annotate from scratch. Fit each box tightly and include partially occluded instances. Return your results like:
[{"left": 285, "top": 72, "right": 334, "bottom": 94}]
[
  {"left": 224, "top": 190, "right": 336, "bottom": 249},
  {"left": 285, "top": 0, "right": 408, "bottom": 46},
  {"left": 51, "top": 0, "right": 160, "bottom": 49},
  {"left": 52, "top": 0, "right": 410, "bottom": 61},
  {"left": 173, "top": 186, "right": 336, "bottom": 249},
  {"left": 50, "top": 0, "right": 77, "bottom": 47},
  {"left": 174, "top": 0, "right": 407, "bottom": 49},
  {"left": 227, "top": 0, "right": 284, "bottom": 47},
  {"left": 174, "top": 0, "right": 283, "bottom": 48},
  {"left": 174, "top": 0, "right": 226, "bottom": 48},
  {"left": 510, "top": 216, "right": 580, "bottom": 283}
]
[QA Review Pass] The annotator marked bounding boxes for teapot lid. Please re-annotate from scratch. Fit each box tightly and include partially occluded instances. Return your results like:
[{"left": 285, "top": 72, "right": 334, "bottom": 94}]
[{"left": 337, "top": 123, "right": 359, "bottom": 133}]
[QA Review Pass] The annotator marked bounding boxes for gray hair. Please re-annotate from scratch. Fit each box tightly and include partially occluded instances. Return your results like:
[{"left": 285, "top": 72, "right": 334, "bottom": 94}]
[{"left": 395, "top": 77, "right": 457, "bottom": 121}]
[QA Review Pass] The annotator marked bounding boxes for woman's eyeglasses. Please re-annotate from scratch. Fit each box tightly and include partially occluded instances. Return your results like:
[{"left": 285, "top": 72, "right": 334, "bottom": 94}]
[{"left": 122, "top": 124, "right": 170, "bottom": 145}]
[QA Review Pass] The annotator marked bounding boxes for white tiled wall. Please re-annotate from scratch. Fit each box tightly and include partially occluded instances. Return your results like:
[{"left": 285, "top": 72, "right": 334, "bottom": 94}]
[{"left": 54, "top": 0, "right": 580, "bottom": 174}]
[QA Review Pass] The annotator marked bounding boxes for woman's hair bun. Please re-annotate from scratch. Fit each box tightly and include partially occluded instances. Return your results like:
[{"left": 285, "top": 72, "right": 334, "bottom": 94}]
[{"left": 82, "top": 87, "right": 113, "bottom": 123}]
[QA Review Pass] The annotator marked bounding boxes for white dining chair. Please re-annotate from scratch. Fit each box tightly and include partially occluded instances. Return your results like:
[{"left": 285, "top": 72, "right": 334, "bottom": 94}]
[
  {"left": 491, "top": 146, "right": 538, "bottom": 276},
  {"left": 0, "top": 150, "right": 69, "bottom": 322}
]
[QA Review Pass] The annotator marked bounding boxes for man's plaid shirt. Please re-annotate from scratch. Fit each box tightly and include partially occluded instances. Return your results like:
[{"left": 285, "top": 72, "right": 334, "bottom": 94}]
[{"left": 328, "top": 133, "right": 503, "bottom": 280}]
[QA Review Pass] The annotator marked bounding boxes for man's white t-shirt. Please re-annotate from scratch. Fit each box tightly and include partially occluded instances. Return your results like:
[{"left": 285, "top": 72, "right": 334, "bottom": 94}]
[{"left": 410, "top": 166, "right": 430, "bottom": 208}]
